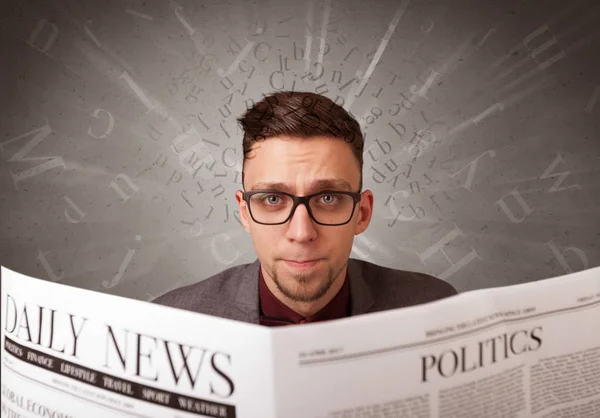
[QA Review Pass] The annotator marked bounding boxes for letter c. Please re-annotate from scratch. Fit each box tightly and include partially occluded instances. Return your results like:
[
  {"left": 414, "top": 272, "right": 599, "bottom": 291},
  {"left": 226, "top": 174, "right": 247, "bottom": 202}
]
[
  {"left": 211, "top": 234, "right": 241, "bottom": 265},
  {"left": 253, "top": 41, "right": 271, "bottom": 62},
  {"left": 88, "top": 108, "right": 115, "bottom": 139},
  {"left": 221, "top": 147, "right": 238, "bottom": 168},
  {"left": 509, "top": 330, "right": 528, "bottom": 355},
  {"left": 269, "top": 70, "right": 284, "bottom": 90}
]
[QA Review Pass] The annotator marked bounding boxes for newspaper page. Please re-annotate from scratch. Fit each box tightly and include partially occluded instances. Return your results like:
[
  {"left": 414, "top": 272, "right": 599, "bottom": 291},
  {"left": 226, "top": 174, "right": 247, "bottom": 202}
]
[
  {"left": 3, "top": 265, "right": 600, "bottom": 418},
  {"left": 270, "top": 266, "right": 600, "bottom": 418},
  {"left": 1, "top": 266, "right": 277, "bottom": 418}
]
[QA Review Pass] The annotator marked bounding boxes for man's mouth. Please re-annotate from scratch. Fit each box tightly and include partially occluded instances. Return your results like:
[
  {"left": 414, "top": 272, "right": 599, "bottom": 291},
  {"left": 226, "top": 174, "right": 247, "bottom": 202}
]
[{"left": 283, "top": 259, "right": 322, "bottom": 268}]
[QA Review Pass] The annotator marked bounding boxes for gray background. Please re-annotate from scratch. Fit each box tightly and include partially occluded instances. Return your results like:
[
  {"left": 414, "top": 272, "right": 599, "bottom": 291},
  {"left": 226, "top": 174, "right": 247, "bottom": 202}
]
[{"left": 0, "top": 0, "right": 599, "bottom": 301}]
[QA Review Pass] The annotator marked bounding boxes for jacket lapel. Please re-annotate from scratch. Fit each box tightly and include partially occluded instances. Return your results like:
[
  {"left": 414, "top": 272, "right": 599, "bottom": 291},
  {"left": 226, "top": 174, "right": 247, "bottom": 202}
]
[
  {"left": 347, "top": 258, "right": 375, "bottom": 316},
  {"left": 231, "top": 258, "right": 261, "bottom": 324}
]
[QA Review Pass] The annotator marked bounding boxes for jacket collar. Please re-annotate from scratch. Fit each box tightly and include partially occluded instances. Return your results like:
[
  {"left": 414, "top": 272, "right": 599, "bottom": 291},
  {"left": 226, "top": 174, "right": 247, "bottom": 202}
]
[
  {"left": 232, "top": 258, "right": 375, "bottom": 322},
  {"left": 233, "top": 258, "right": 261, "bottom": 315}
]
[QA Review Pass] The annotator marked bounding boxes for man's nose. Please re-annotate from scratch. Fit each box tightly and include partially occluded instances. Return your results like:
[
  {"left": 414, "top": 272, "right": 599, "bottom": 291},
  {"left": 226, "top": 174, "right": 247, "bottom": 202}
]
[{"left": 285, "top": 203, "right": 318, "bottom": 241}]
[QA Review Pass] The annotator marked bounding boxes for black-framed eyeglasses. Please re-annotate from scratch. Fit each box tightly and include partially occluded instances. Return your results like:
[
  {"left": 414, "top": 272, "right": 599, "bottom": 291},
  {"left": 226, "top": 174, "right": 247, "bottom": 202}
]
[{"left": 241, "top": 190, "right": 362, "bottom": 226}]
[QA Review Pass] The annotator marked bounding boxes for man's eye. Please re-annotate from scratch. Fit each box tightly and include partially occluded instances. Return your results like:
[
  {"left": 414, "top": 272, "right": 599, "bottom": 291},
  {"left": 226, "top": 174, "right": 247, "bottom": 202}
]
[
  {"left": 262, "top": 195, "right": 281, "bottom": 204},
  {"left": 320, "top": 194, "right": 337, "bottom": 204}
]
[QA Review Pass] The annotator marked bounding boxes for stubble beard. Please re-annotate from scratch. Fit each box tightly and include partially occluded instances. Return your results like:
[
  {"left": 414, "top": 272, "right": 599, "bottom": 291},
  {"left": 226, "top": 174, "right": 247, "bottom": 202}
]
[{"left": 268, "top": 262, "right": 346, "bottom": 303}]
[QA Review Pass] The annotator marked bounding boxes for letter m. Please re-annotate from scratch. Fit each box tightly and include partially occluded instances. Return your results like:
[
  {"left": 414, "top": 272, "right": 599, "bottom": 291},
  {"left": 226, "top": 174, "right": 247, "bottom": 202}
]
[{"left": 0, "top": 120, "right": 66, "bottom": 190}]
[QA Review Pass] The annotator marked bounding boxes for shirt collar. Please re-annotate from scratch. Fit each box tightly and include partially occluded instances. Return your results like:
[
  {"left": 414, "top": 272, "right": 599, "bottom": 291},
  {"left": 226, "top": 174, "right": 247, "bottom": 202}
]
[{"left": 258, "top": 266, "right": 350, "bottom": 326}]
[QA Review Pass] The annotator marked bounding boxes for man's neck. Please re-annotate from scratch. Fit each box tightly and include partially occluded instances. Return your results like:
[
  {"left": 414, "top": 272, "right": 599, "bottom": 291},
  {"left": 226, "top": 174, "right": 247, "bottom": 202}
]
[{"left": 263, "top": 265, "right": 348, "bottom": 317}]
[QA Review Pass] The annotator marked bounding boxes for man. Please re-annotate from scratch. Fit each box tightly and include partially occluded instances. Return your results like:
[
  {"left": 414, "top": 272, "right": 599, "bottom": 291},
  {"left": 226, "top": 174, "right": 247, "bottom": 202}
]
[{"left": 153, "top": 91, "right": 457, "bottom": 326}]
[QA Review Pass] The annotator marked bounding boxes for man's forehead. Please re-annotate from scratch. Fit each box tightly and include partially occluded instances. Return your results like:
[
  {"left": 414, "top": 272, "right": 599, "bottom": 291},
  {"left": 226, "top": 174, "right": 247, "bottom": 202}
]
[
  {"left": 242, "top": 137, "right": 360, "bottom": 192},
  {"left": 248, "top": 178, "right": 354, "bottom": 192}
]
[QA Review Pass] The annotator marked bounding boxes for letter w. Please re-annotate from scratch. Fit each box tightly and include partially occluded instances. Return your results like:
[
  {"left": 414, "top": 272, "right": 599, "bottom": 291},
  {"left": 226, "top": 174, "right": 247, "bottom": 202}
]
[
  {"left": 0, "top": 120, "right": 66, "bottom": 190},
  {"left": 164, "top": 341, "right": 207, "bottom": 388}
]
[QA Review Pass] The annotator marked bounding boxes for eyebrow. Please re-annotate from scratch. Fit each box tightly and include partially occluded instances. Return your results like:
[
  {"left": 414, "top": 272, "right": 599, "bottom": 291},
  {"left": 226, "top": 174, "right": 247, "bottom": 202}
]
[{"left": 250, "top": 179, "right": 354, "bottom": 193}]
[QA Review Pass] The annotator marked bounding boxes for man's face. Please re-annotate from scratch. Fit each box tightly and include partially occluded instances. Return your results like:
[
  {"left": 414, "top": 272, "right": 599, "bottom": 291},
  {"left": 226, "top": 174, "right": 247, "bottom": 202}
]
[{"left": 235, "top": 135, "right": 374, "bottom": 304}]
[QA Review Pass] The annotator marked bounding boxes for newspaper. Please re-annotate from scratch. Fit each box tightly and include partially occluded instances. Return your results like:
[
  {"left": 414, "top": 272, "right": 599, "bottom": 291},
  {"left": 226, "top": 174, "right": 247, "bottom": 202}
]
[{"left": 2, "top": 265, "right": 600, "bottom": 418}]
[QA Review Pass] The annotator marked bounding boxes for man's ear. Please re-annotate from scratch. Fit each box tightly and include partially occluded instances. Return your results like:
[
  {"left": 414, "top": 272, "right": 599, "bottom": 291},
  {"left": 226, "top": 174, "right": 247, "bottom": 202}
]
[
  {"left": 354, "top": 189, "right": 374, "bottom": 235},
  {"left": 235, "top": 190, "right": 251, "bottom": 233}
]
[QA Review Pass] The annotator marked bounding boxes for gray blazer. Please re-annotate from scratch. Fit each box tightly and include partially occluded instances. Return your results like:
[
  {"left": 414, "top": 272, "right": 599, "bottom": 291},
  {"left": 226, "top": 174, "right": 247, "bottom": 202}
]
[{"left": 152, "top": 258, "right": 458, "bottom": 324}]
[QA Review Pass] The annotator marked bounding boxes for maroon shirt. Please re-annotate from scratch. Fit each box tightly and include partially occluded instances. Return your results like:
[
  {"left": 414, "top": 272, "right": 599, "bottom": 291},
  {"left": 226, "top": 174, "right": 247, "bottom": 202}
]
[{"left": 258, "top": 266, "right": 350, "bottom": 326}]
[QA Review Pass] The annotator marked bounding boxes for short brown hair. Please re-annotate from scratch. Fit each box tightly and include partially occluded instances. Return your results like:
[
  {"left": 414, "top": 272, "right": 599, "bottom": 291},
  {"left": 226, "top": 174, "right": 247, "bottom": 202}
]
[{"left": 238, "top": 91, "right": 364, "bottom": 191}]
